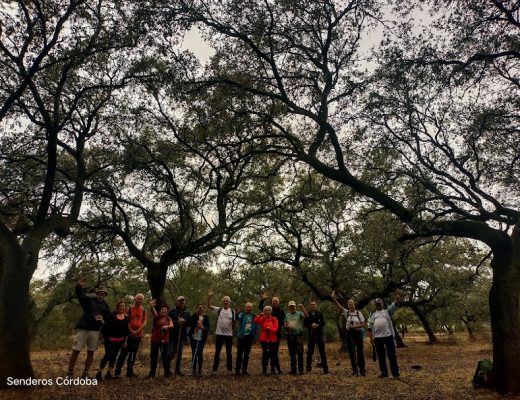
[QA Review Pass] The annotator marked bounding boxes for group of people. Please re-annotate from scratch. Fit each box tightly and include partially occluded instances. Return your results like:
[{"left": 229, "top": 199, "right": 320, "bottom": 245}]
[{"left": 66, "top": 279, "right": 401, "bottom": 380}]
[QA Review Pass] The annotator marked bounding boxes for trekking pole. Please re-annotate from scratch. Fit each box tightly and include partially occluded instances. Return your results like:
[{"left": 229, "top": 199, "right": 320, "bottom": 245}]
[
  {"left": 191, "top": 338, "right": 201, "bottom": 373},
  {"left": 175, "top": 317, "right": 183, "bottom": 362}
]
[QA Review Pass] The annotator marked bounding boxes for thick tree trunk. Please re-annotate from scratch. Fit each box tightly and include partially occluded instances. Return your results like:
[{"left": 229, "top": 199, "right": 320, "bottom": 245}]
[
  {"left": 146, "top": 264, "right": 168, "bottom": 306},
  {"left": 0, "top": 244, "right": 37, "bottom": 387},
  {"left": 335, "top": 314, "right": 347, "bottom": 352},
  {"left": 394, "top": 329, "right": 407, "bottom": 348},
  {"left": 410, "top": 304, "right": 438, "bottom": 344},
  {"left": 489, "top": 243, "right": 520, "bottom": 393}
]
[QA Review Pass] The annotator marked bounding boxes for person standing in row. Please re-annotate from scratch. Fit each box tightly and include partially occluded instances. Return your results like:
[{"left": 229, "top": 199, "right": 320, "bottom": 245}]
[
  {"left": 188, "top": 303, "right": 210, "bottom": 376},
  {"left": 208, "top": 288, "right": 236, "bottom": 373},
  {"left": 332, "top": 291, "right": 366, "bottom": 376},
  {"left": 285, "top": 301, "right": 308, "bottom": 375},
  {"left": 235, "top": 302, "right": 257, "bottom": 376},
  {"left": 95, "top": 300, "right": 129, "bottom": 381},
  {"left": 255, "top": 306, "right": 279, "bottom": 375},
  {"left": 367, "top": 291, "right": 401, "bottom": 379},
  {"left": 114, "top": 293, "right": 147, "bottom": 378},
  {"left": 259, "top": 292, "right": 285, "bottom": 374},
  {"left": 148, "top": 300, "right": 173, "bottom": 378},
  {"left": 168, "top": 295, "right": 191, "bottom": 376},
  {"left": 66, "top": 278, "right": 110, "bottom": 379},
  {"left": 304, "top": 301, "right": 329, "bottom": 374}
]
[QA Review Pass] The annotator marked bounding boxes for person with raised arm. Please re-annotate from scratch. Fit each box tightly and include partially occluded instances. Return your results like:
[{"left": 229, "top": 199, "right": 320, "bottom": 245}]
[
  {"left": 332, "top": 290, "right": 366, "bottom": 376},
  {"left": 66, "top": 278, "right": 110, "bottom": 379},
  {"left": 258, "top": 291, "right": 285, "bottom": 374},
  {"left": 148, "top": 299, "right": 173, "bottom": 378},
  {"left": 367, "top": 290, "right": 401, "bottom": 379},
  {"left": 208, "top": 288, "right": 236, "bottom": 373}
]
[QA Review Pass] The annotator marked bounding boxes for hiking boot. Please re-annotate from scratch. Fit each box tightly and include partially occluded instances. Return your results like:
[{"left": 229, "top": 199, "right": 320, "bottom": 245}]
[
  {"left": 378, "top": 373, "right": 389, "bottom": 378},
  {"left": 242, "top": 371, "right": 250, "bottom": 376},
  {"left": 360, "top": 371, "right": 366, "bottom": 376},
  {"left": 175, "top": 371, "right": 184, "bottom": 377},
  {"left": 306, "top": 366, "right": 311, "bottom": 372},
  {"left": 289, "top": 370, "right": 297, "bottom": 375},
  {"left": 81, "top": 370, "right": 89, "bottom": 379},
  {"left": 66, "top": 370, "right": 73, "bottom": 379},
  {"left": 95, "top": 371, "right": 102, "bottom": 381},
  {"left": 104, "top": 371, "right": 113, "bottom": 380}
]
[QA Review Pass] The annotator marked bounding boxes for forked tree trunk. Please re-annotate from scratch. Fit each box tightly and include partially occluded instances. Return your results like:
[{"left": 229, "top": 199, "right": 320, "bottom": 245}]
[
  {"left": 0, "top": 243, "right": 37, "bottom": 387},
  {"left": 489, "top": 242, "right": 520, "bottom": 393}
]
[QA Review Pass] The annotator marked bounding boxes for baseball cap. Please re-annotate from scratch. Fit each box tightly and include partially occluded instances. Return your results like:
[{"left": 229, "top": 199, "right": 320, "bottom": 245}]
[
  {"left": 95, "top": 287, "right": 108, "bottom": 295},
  {"left": 288, "top": 301, "right": 296, "bottom": 307}
]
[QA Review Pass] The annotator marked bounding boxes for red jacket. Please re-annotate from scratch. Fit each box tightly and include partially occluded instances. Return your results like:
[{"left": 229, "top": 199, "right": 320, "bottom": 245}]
[{"left": 254, "top": 314, "right": 278, "bottom": 342}]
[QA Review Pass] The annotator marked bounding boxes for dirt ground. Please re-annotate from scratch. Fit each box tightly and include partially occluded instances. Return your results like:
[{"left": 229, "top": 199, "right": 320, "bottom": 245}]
[{"left": 1, "top": 334, "right": 518, "bottom": 400}]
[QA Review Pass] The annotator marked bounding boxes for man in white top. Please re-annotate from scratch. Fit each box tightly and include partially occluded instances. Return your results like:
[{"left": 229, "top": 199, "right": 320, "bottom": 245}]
[
  {"left": 208, "top": 288, "right": 236, "bottom": 373},
  {"left": 367, "top": 290, "right": 401, "bottom": 378}
]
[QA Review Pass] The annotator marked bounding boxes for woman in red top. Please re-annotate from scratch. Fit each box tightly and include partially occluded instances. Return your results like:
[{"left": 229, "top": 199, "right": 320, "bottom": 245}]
[
  {"left": 254, "top": 306, "right": 279, "bottom": 374},
  {"left": 148, "top": 299, "right": 173, "bottom": 378}
]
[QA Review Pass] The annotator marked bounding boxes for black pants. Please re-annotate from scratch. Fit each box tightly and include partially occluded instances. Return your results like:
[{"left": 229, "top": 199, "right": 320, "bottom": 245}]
[
  {"left": 100, "top": 340, "right": 124, "bottom": 369},
  {"left": 212, "top": 335, "right": 233, "bottom": 371},
  {"left": 149, "top": 341, "right": 170, "bottom": 377},
  {"left": 190, "top": 338, "right": 206, "bottom": 372},
  {"left": 287, "top": 335, "right": 304, "bottom": 373},
  {"left": 168, "top": 333, "right": 185, "bottom": 373},
  {"left": 235, "top": 335, "right": 254, "bottom": 373},
  {"left": 307, "top": 331, "right": 328, "bottom": 372},
  {"left": 346, "top": 329, "right": 365, "bottom": 374},
  {"left": 272, "top": 338, "right": 282, "bottom": 372},
  {"left": 374, "top": 335, "right": 399, "bottom": 377},
  {"left": 260, "top": 341, "right": 278, "bottom": 372},
  {"left": 115, "top": 336, "right": 141, "bottom": 376}
]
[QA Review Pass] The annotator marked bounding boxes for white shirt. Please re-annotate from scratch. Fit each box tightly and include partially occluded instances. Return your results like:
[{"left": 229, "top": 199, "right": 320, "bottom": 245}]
[
  {"left": 342, "top": 309, "right": 365, "bottom": 330},
  {"left": 370, "top": 309, "right": 393, "bottom": 338},
  {"left": 211, "top": 306, "right": 233, "bottom": 336}
]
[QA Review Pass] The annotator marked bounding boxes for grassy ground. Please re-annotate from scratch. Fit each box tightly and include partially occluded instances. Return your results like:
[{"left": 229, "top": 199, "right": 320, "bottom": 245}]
[{"left": 1, "top": 334, "right": 518, "bottom": 400}]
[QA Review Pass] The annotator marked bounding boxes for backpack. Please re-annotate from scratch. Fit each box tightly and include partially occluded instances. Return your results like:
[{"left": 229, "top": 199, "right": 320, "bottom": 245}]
[
  {"left": 472, "top": 359, "right": 493, "bottom": 389},
  {"left": 347, "top": 310, "right": 366, "bottom": 339},
  {"left": 217, "top": 307, "right": 236, "bottom": 329}
]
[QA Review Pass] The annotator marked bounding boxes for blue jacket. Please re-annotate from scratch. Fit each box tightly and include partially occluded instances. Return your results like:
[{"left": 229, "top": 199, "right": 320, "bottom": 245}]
[{"left": 236, "top": 312, "right": 258, "bottom": 339}]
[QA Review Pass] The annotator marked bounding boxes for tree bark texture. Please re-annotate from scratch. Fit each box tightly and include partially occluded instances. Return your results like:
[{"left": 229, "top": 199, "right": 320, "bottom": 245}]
[{"left": 0, "top": 243, "right": 37, "bottom": 387}]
